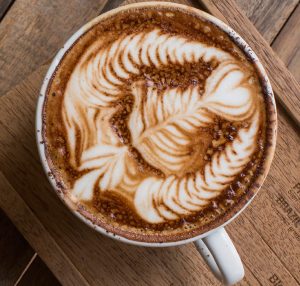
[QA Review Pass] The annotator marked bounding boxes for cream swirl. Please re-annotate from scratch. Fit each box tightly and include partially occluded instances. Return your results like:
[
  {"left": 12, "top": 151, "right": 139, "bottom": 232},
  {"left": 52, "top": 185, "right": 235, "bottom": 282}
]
[
  {"left": 128, "top": 62, "right": 256, "bottom": 175},
  {"left": 134, "top": 111, "right": 259, "bottom": 223},
  {"left": 63, "top": 28, "right": 261, "bottom": 224},
  {"left": 63, "top": 29, "right": 233, "bottom": 165},
  {"left": 129, "top": 84, "right": 213, "bottom": 174}
]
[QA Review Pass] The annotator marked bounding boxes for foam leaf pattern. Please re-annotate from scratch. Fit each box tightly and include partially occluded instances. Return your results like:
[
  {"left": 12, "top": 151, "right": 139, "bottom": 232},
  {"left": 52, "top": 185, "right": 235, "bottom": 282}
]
[
  {"left": 134, "top": 112, "right": 259, "bottom": 223},
  {"left": 61, "top": 28, "right": 261, "bottom": 224},
  {"left": 129, "top": 85, "right": 213, "bottom": 174},
  {"left": 72, "top": 145, "right": 128, "bottom": 200},
  {"left": 203, "top": 62, "right": 256, "bottom": 121}
]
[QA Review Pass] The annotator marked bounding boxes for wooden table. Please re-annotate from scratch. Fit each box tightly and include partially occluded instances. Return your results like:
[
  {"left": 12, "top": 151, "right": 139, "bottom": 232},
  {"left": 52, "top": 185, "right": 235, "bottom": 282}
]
[{"left": 0, "top": 0, "right": 299, "bottom": 285}]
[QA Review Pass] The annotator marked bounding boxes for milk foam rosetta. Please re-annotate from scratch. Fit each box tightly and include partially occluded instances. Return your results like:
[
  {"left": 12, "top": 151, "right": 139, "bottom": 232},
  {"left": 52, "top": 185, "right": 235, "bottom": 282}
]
[{"left": 62, "top": 28, "right": 260, "bottom": 224}]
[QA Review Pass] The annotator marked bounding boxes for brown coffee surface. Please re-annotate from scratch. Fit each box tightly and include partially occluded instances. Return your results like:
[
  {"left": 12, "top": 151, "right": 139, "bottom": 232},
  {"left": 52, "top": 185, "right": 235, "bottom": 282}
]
[{"left": 42, "top": 5, "right": 268, "bottom": 242}]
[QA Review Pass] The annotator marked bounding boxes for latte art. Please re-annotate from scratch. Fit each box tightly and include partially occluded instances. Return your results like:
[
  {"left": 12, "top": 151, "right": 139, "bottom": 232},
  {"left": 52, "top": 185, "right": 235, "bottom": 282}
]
[
  {"left": 134, "top": 112, "right": 259, "bottom": 223},
  {"left": 43, "top": 7, "right": 268, "bottom": 241},
  {"left": 63, "top": 27, "right": 259, "bottom": 223}
]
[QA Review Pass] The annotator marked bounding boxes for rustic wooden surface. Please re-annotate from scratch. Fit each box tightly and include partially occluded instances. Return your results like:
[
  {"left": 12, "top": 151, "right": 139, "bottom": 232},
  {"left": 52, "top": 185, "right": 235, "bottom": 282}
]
[
  {"left": 0, "top": 208, "right": 34, "bottom": 285},
  {"left": 234, "top": 0, "right": 298, "bottom": 44},
  {"left": 0, "top": 0, "right": 107, "bottom": 96},
  {"left": 0, "top": 0, "right": 299, "bottom": 285},
  {"left": 272, "top": 3, "right": 300, "bottom": 83},
  {"left": 17, "top": 256, "right": 60, "bottom": 286},
  {"left": 0, "top": 172, "right": 90, "bottom": 286}
]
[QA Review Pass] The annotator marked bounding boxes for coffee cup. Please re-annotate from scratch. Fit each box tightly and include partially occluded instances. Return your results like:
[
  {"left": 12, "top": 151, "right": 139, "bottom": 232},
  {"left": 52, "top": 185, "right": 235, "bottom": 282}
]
[{"left": 36, "top": 2, "right": 277, "bottom": 285}]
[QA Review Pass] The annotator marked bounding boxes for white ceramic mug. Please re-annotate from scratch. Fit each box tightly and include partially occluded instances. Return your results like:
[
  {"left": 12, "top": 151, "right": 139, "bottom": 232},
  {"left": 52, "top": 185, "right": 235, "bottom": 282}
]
[{"left": 36, "top": 2, "right": 277, "bottom": 285}]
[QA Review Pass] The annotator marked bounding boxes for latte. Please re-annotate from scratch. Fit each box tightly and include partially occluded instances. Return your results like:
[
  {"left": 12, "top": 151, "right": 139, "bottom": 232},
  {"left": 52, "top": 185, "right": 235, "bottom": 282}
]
[{"left": 42, "top": 5, "right": 270, "bottom": 242}]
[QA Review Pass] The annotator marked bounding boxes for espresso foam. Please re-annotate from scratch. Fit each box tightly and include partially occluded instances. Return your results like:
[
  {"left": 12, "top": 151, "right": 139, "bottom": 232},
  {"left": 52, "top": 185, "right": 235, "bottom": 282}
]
[{"left": 43, "top": 6, "right": 267, "bottom": 241}]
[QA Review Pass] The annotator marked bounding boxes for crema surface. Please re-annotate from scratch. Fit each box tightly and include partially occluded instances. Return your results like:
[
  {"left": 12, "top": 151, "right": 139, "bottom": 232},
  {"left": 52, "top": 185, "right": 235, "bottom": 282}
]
[{"left": 43, "top": 6, "right": 267, "bottom": 242}]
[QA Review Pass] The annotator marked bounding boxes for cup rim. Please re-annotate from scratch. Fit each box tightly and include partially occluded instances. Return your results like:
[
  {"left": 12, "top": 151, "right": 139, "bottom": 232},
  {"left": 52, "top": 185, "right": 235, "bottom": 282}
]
[{"left": 36, "top": 1, "right": 277, "bottom": 247}]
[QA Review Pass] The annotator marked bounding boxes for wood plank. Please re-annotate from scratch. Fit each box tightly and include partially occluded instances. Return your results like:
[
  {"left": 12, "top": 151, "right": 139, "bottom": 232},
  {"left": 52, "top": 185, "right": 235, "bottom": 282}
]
[
  {"left": 0, "top": 208, "right": 34, "bottom": 286},
  {"left": 0, "top": 172, "right": 90, "bottom": 286},
  {"left": 227, "top": 213, "right": 299, "bottom": 285},
  {"left": 0, "top": 0, "right": 14, "bottom": 21},
  {"left": 272, "top": 4, "right": 300, "bottom": 82},
  {"left": 199, "top": 0, "right": 300, "bottom": 127},
  {"left": 0, "top": 0, "right": 107, "bottom": 96},
  {"left": 17, "top": 256, "right": 61, "bottom": 286},
  {"left": 235, "top": 0, "right": 299, "bottom": 44}
]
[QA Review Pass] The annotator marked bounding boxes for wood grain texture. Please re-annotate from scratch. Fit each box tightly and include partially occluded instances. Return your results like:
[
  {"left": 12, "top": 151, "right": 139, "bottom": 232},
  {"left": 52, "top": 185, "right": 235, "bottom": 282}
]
[
  {"left": 235, "top": 0, "right": 299, "bottom": 44},
  {"left": 0, "top": 208, "right": 34, "bottom": 286},
  {"left": 0, "top": 171, "right": 89, "bottom": 286},
  {"left": 200, "top": 0, "right": 300, "bottom": 127},
  {"left": 17, "top": 256, "right": 60, "bottom": 286},
  {"left": 0, "top": 0, "right": 107, "bottom": 96},
  {"left": 0, "top": 0, "right": 14, "bottom": 20},
  {"left": 272, "top": 3, "right": 300, "bottom": 82}
]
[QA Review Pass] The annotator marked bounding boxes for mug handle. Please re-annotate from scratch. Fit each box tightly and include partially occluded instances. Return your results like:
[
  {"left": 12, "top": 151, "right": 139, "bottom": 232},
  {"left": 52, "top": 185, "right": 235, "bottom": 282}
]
[{"left": 194, "top": 227, "right": 244, "bottom": 285}]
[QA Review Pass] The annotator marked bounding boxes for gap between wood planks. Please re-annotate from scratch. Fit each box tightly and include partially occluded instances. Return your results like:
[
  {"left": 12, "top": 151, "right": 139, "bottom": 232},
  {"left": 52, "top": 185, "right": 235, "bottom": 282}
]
[
  {"left": 270, "top": 1, "right": 299, "bottom": 47},
  {"left": 15, "top": 256, "right": 61, "bottom": 286},
  {"left": 0, "top": 208, "right": 35, "bottom": 285},
  {"left": 14, "top": 253, "right": 37, "bottom": 286},
  {"left": 0, "top": 0, "right": 15, "bottom": 21}
]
